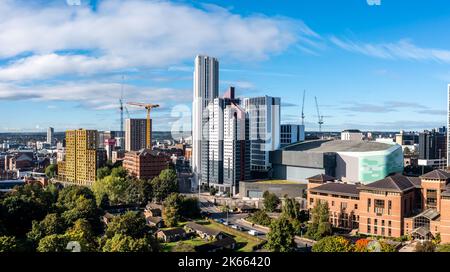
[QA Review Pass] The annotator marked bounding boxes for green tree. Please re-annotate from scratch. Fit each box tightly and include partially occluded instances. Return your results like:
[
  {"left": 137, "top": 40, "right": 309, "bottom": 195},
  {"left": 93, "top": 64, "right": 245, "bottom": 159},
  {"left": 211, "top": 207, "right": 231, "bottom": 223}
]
[
  {"left": 306, "top": 201, "right": 332, "bottom": 240},
  {"left": 64, "top": 219, "right": 97, "bottom": 252},
  {"left": 209, "top": 187, "right": 218, "bottom": 196},
  {"left": 96, "top": 166, "right": 111, "bottom": 181},
  {"left": 111, "top": 166, "right": 128, "bottom": 179},
  {"left": 380, "top": 240, "right": 397, "bottom": 252},
  {"left": 37, "top": 234, "right": 69, "bottom": 252},
  {"left": 45, "top": 164, "right": 57, "bottom": 179},
  {"left": 266, "top": 216, "right": 296, "bottom": 252},
  {"left": 163, "top": 193, "right": 181, "bottom": 227},
  {"left": 248, "top": 210, "right": 272, "bottom": 227},
  {"left": 0, "top": 183, "right": 54, "bottom": 236},
  {"left": 57, "top": 185, "right": 96, "bottom": 211},
  {"left": 415, "top": 241, "right": 435, "bottom": 252},
  {"left": 0, "top": 236, "right": 18, "bottom": 252},
  {"left": 105, "top": 211, "right": 148, "bottom": 239},
  {"left": 263, "top": 191, "right": 280, "bottom": 212},
  {"left": 27, "top": 213, "right": 66, "bottom": 243},
  {"left": 60, "top": 195, "right": 102, "bottom": 234},
  {"left": 142, "top": 179, "right": 153, "bottom": 203},
  {"left": 282, "top": 197, "right": 301, "bottom": 220},
  {"left": 152, "top": 170, "right": 178, "bottom": 202},
  {"left": 124, "top": 178, "right": 146, "bottom": 205},
  {"left": 179, "top": 196, "right": 200, "bottom": 219},
  {"left": 312, "top": 236, "right": 353, "bottom": 252},
  {"left": 101, "top": 234, "right": 153, "bottom": 252},
  {"left": 92, "top": 175, "right": 128, "bottom": 205}
]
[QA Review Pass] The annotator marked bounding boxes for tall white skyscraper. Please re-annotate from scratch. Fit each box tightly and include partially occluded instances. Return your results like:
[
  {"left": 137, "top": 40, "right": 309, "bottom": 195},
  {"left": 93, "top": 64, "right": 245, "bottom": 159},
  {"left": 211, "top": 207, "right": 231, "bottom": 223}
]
[
  {"left": 192, "top": 55, "right": 219, "bottom": 189},
  {"left": 244, "top": 96, "right": 281, "bottom": 177},
  {"left": 47, "top": 127, "right": 54, "bottom": 145},
  {"left": 125, "top": 118, "right": 149, "bottom": 152}
]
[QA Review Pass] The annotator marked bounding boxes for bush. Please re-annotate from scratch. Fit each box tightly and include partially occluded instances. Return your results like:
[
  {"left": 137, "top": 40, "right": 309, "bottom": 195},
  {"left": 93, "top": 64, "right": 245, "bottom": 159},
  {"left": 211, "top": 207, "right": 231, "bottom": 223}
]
[
  {"left": 415, "top": 241, "right": 435, "bottom": 252},
  {"left": 312, "top": 236, "right": 353, "bottom": 252}
]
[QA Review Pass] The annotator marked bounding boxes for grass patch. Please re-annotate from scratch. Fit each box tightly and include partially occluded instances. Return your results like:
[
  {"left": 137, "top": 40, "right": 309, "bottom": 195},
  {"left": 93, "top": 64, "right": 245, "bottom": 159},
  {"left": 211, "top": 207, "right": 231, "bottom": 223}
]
[{"left": 161, "top": 237, "right": 208, "bottom": 252}]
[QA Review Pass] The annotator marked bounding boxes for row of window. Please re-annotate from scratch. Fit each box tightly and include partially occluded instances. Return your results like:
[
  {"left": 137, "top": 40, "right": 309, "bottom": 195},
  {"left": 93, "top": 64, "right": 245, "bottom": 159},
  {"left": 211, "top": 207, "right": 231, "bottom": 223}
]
[{"left": 367, "top": 225, "right": 392, "bottom": 237}]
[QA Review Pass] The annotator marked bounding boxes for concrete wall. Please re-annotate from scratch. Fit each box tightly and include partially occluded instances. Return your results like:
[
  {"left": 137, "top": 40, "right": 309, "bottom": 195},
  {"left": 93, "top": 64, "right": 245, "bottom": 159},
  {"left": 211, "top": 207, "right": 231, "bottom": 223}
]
[
  {"left": 239, "top": 181, "right": 307, "bottom": 198},
  {"left": 273, "top": 164, "right": 325, "bottom": 183}
]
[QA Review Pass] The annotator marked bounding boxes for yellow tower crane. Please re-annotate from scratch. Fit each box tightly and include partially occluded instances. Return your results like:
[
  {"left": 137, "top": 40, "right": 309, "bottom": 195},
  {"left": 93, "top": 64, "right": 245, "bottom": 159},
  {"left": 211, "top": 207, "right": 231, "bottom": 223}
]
[{"left": 127, "top": 102, "right": 160, "bottom": 149}]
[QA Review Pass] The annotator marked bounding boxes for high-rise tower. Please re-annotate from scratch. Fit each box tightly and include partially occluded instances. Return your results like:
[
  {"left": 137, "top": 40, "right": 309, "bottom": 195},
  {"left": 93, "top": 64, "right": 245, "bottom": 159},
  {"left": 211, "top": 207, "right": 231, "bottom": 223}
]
[{"left": 192, "top": 55, "right": 219, "bottom": 190}]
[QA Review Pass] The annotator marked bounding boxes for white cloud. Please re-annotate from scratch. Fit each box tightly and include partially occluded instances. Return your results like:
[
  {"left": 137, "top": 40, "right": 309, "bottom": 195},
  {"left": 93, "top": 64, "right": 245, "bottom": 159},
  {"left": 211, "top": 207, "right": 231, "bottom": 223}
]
[
  {"left": 0, "top": 0, "right": 316, "bottom": 81},
  {"left": 330, "top": 36, "right": 450, "bottom": 63}
]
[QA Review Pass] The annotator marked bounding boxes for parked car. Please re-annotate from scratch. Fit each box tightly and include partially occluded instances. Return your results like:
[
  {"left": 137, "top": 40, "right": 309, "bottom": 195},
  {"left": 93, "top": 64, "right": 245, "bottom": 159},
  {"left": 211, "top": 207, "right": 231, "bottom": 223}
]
[
  {"left": 248, "top": 230, "right": 261, "bottom": 236},
  {"left": 222, "top": 221, "right": 230, "bottom": 226}
]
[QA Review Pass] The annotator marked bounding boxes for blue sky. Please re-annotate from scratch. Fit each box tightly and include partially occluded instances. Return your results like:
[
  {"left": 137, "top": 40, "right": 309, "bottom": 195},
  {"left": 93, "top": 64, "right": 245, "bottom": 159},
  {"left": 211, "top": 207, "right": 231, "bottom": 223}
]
[{"left": 0, "top": 0, "right": 449, "bottom": 133}]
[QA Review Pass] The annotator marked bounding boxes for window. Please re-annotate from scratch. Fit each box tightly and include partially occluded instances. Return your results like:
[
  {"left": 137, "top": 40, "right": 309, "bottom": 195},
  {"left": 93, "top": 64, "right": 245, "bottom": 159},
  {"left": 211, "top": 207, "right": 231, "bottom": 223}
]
[
  {"left": 341, "top": 202, "right": 347, "bottom": 210},
  {"left": 426, "top": 189, "right": 437, "bottom": 208},
  {"left": 374, "top": 219, "right": 378, "bottom": 226},
  {"left": 367, "top": 199, "right": 371, "bottom": 212},
  {"left": 374, "top": 199, "right": 385, "bottom": 215},
  {"left": 382, "top": 220, "right": 385, "bottom": 226},
  {"left": 310, "top": 198, "right": 314, "bottom": 205},
  {"left": 368, "top": 225, "right": 371, "bottom": 233},
  {"left": 388, "top": 200, "right": 392, "bottom": 215},
  {"left": 374, "top": 226, "right": 378, "bottom": 234},
  {"left": 367, "top": 218, "right": 371, "bottom": 225},
  {"left": 332, "top": 201, "right": 335, "bottom": 207},
  {"left": 354, "top": 204, "right": 358, "bottom": 210},
  {"left": 381, "top": 227, "right": 385, "bottom": 236},
  {"left": 388, "top": 221, "right": 392, "bottom": 228},
  {"left": 388, "top": 228, "right": 392, "bottom": 237}
]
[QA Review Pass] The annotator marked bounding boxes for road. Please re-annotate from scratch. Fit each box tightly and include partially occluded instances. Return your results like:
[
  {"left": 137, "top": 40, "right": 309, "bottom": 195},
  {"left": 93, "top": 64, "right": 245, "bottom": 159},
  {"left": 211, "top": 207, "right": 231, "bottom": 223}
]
[{"left": 192, "top": 193, "right": 312, "bottom": 251}]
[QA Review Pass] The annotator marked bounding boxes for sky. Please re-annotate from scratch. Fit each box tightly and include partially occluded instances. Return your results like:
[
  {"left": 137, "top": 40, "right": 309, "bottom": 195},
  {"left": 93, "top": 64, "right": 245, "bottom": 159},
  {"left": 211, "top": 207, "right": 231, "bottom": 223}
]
[{"left": 0, "top": 0, "right": 450, "bottom": 133}]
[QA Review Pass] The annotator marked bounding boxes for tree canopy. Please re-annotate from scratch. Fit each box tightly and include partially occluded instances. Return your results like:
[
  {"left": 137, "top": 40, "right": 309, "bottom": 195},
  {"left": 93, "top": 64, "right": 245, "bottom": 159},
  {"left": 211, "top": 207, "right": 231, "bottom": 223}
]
[
  {"left": 262, "top": 191, "right": 280, "bottom": 212},
  {"left": 266, "top": 216, "right": 296, "bottom": 252}
]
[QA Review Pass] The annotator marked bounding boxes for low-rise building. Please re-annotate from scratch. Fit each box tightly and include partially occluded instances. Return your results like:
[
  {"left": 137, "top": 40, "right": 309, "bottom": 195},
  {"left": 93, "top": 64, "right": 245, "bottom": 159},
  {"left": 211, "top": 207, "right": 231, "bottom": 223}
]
[
  {"left": 156, "top": 228, "right": 187, "bottom": 242},
  {"left": 184, "top": 222, "right": 225, "bottom": 241},
  {"left": 306, "top": 169, "right": 450, "bottom": 243},
  {"left": 123, "top": 149, "right": 170, "bottom": 181}
]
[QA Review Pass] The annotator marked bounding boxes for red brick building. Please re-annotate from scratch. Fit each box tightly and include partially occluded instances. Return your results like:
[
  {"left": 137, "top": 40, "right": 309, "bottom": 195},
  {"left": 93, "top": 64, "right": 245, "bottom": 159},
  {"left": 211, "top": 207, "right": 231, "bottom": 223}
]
[
  {"left": 123, "top": 149, "right": 170, "bottom": 180},
  {"left": 307, "top": 169, "right": 450, "bottom": 243}
]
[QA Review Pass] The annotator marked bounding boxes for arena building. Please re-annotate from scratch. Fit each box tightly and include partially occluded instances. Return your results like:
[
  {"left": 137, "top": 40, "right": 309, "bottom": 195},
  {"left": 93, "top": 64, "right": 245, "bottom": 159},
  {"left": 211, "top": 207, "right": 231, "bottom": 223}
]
[{"left": 270, "top": 139, "right": 404, "bottom": 185}]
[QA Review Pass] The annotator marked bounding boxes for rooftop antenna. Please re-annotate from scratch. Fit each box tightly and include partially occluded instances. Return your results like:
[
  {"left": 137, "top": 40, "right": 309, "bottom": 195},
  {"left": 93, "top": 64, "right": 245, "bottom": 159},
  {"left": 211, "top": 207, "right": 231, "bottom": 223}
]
[{"left": 301, "top": 90, "right": 306, "bottom": 126}]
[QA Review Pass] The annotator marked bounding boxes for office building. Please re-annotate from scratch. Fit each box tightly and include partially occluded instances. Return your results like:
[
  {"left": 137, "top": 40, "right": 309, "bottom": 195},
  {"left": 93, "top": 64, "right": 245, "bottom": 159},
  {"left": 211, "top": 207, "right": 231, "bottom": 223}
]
[
  {"left": 222, "top": 89, "right": 250, "bottom": 195},
  {"left": 243, "top": 96, "right": 280, "bottom": 178},
  {"left": 199, "top": 87, "right": 250, "bottom": 195},
  {"left": 307, "top": 169, "right": 450, "bottom": 243},
  {"left": 47, "top": 127, "right": 54, "bottom": 145},
  {"left": 280, "top": 124, "right": 305, "bottom": 147},
  {"left": 111, "top": 150, "right": 125, "bottom": 164},
  {"left": 104, "top": 139, "right": 117, "bottom": 161},
  {"left": 125, "top": 119, "right": 150, "bottom": 152},
  {"left": 341, "top": 129, "right": 364, "bottom": 141},
  {"left": 271, "top": 139, "right": 404, "bottom": 184},
  {"left": 192, "top": 55, "right": 219, "bottom": 190},
  {"left": 58, "top": 129, "right": 98, "bottom": 186},
  {"left": 123, "top": 149, "right": 170, "bottom": 180},
  {"left": 418, "top": 129, "right": 447, "bottom": 169}
]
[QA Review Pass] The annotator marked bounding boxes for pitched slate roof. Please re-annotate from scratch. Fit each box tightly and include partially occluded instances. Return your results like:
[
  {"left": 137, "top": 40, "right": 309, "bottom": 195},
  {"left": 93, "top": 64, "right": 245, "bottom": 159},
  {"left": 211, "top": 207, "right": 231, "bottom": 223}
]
[
  {"left": 185, "top": 222, "right": 222, "bottom": 236},
  {"left": 360, "top": 174, "right": 420, "bottom": 192},
  {"left": 420, "top": 169, "right": 450, "bottom": 180},
  {"left": 157, "top": 227, "right": 186, "bottom": 237},
  {"left": 309, "top": 183, "right": 359, "bottom": 197},
  {"left": 195, "top": 237, "right": 236, "bottom": 252}
]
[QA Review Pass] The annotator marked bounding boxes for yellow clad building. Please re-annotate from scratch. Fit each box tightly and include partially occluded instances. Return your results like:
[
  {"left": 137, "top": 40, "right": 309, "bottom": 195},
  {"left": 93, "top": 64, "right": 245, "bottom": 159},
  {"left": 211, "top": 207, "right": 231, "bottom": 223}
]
[{"left": 58, "top": 129, "right": 98, "bottom": 186}]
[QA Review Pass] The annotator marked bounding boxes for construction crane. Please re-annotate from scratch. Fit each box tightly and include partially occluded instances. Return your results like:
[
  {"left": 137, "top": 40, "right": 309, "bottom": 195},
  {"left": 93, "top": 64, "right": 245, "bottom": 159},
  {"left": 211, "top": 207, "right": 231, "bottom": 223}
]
[
  {"left": 127, "top": 102, "right": 160, "bottom": 149},
  {"left": 301, "top": 90, "right": 306, "bottom": 126},
  {"left": 119, "top": 75, "right": 125, "bottom": 133},
  {"left": 314, "top": 96, "right": 324, "bottom": 133}
]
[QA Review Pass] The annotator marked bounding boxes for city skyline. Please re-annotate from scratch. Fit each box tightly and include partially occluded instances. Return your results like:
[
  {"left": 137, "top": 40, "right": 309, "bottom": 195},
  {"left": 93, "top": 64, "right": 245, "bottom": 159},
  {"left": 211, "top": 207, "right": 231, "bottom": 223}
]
[{"left": 0, "top": 0, "right": 449, "bottom": 132}]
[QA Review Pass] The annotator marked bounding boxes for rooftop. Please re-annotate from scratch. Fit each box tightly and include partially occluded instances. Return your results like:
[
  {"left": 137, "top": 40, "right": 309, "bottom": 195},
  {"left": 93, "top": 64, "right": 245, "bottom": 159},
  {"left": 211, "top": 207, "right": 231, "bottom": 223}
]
[
  {"left": 307, "top": 174, "right": 336, "bottom": 183},
  {"left": 309, "top": 183, "right": 359, "bottom": 197},
  {"left": 283, "top": 139, "right": 396, "bottom": 153},
  {"left": 158, "top": 227, "right": 186, "bottom": 237},
  {"left": 185, "top": 222, "right": 222, "bottom": 236},
  {"left": 252, "top": 179, "right": 299, "bottom": 185},
  {"left": 360, "top": 174, "right": 420, "bottom": 192},
  {"left": 194, "top": 237, "right": 236, "bottom": 252},
  {"left": 420, "top": 169, "right": 450, "bottom": 180}
]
